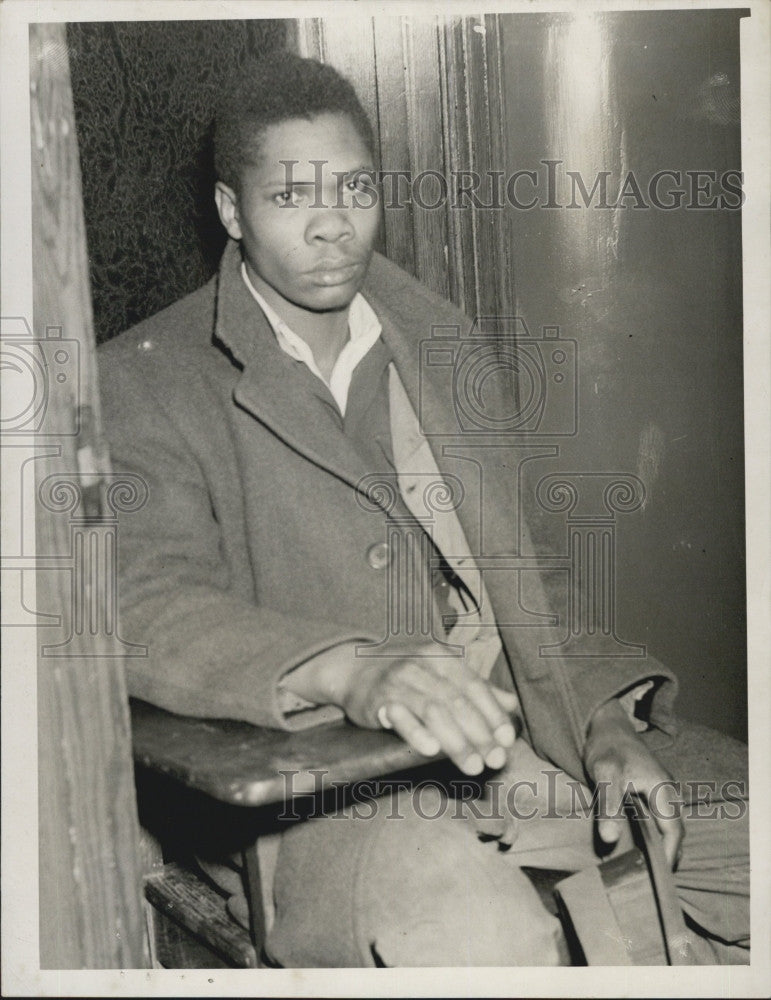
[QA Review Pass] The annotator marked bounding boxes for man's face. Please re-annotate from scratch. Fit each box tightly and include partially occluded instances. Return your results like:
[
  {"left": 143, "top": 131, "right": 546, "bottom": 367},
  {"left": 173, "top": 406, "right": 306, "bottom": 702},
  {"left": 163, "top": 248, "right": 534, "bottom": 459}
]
[{"left": 216, "top": 112, "right": 379, "bottom": 316}]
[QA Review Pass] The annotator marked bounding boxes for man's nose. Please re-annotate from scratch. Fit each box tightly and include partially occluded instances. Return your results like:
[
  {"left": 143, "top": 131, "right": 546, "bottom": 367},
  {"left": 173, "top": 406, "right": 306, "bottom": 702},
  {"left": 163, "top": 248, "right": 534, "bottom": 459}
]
[{"left": 305, "top": 206, "right": 355, "bottom": 243}]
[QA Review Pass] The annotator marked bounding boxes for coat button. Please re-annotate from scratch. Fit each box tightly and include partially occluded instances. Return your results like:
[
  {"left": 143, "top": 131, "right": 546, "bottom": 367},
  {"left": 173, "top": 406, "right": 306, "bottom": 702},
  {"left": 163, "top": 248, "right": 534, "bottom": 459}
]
[{"left": 366, "top": 541, "right": 390, "bottom": 570}]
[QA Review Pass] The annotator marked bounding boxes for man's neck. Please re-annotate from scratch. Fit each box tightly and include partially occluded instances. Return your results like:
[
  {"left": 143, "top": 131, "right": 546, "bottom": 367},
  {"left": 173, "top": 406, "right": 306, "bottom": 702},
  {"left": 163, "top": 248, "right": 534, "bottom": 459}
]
[
  {"left": 245, "top": 265, "right": 350, "bottom": 380},
  {"left": 294, "top": 310, "right": 350, "bottom": 382}
]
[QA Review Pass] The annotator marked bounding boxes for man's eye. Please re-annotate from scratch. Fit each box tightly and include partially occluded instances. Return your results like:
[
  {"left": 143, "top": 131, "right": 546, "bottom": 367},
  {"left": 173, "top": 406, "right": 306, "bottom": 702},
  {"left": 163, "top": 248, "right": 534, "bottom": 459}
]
[
  {"left": 347, "top": 174, "right": 372, "bottom": 192},
  {"left": 273, "top": 190, "right": 301, "bottom": 206}
]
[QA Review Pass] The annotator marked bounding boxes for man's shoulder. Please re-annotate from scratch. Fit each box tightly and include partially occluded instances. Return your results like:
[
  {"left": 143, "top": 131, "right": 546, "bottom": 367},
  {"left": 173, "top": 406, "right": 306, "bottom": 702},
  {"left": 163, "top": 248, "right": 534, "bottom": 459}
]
[
  {"left": 364, "top": 252, "right": 471, "bottom": 330},
  {"left": 98, "top": 275, "right": 218, "bottom": 372}
]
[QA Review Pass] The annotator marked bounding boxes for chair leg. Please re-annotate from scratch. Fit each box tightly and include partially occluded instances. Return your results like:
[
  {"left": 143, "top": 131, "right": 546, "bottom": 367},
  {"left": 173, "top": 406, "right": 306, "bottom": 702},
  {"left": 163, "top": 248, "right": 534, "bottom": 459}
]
[
  {"left": 138, "top": 825, "right": 165, "bottom": 967},
  {"left": 144, "top": 862, "right": 258, "bottom": 967},
  {"left": 143, "top": 897, "right": 162, "bottom": 968},
  {"left": 242, "top": 842, "right": 267, "bottom": 957}
]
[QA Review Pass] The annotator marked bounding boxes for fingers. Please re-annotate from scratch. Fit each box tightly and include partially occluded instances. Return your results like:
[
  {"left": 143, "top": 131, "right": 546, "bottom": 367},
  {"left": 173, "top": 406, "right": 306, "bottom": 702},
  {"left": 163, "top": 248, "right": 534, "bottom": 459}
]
[
  {"left": 427, "top": 656, "right": 520, "bottom": 753},
  {"left": 387, "top": 695, "right": 499, "bottom": 775},
  {"left": 423, "top": 700, "right": 491, "bottom": 775},
  {"left": 376, "top": 704, "right": 393, "bottom": 730},
  {"left": 597, "top": 817, "right": 624, "bottom": 848},
  {"left": 492, "top": 684, "right": 520, "bottom": 715},
  {"left": 598, "top": 795, "right": 683, "bottom": 870},
  {"left": 418, "top": 662, "right": 519, "bottom": 771},
  {"left": 596, "top": 769, "right": 626, "bottom": 850},
  {"left": 467, "top": 679, "right": 519, "bottom": 748},
  {"left": 373, "top": 656, "right": 519, "bottom": 775},
  {"left": 624, "top": 792, "right": 684, "bottom": 870},
  {"left": 654, "top": 808, "right": 685, "bottom": 870},
  {"left": 383, "top": 702, "right": 441, "bottom": 758},
  {"left": 589, "top": 749, "right": 685, "bottom": 870},
  {"left": 446, "top": 680, "right": 515, "bottom": 764}
]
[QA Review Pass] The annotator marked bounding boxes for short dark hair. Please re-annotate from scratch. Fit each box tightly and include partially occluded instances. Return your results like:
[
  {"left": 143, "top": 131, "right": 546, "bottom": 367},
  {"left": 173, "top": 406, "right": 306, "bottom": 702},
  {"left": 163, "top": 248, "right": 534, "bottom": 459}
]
[{"left": 214, "top": 52, "right": 375, "bottom": 190}]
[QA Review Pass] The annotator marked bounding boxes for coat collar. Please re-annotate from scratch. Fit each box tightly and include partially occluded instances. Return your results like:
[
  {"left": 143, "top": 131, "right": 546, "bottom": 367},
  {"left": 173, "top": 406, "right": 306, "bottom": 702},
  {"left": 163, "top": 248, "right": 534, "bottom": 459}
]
[
  {"left": 213, "top": 239, "right": 373, "bottom": 492},
  {"left": 212, "top": 238, "right": 466, "bottom": 500}
]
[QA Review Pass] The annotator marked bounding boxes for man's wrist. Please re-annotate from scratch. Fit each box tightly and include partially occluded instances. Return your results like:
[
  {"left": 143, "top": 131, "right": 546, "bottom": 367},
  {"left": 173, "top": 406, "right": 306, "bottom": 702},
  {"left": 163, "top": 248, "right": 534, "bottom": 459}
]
[
  {"left": 589, "top": 696, "right": 631, "bottom": 729},
  {"left": 280, "top": 641, "right": 362, "bottom": 709},
  {"left": 586, "top": 697, "right": 638, "bottom": 754},
  {"left": 583, "top": 698, "right": 639, "bottom": 777}
]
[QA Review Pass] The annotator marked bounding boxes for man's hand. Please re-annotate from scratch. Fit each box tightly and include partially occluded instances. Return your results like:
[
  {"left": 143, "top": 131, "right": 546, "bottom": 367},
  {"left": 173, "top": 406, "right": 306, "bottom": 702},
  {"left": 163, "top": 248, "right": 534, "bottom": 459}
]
[
  {"left": 285, "top": 640, "right": 519, "bottom": 776},
  {"left": 584, "top": 698, "right": 684, "bottom": 868}
]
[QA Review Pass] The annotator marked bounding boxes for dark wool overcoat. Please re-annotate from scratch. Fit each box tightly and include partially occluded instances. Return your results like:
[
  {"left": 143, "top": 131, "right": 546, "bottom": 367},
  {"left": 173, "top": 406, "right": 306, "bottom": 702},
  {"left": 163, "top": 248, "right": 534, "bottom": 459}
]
[{"left": 98, "top": 239, "right": 678, "bottom": 782}]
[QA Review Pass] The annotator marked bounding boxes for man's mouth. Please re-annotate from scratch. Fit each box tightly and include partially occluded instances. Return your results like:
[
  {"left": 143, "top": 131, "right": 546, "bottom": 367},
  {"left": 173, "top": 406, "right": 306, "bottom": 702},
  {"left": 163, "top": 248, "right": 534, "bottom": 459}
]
[{"left": 309, "top": 260, "right": 364, "bottom": 286}]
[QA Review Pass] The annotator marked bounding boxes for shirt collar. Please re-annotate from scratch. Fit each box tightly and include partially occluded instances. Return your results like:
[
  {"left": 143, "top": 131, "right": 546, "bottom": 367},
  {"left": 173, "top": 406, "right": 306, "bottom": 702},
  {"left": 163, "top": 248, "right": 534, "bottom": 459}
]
[
  {"left": 241, "top": 261, "right": 380, "bottom": 342},
  {"left": 240, "top": 261, "right": 382, "bottom": 415}
]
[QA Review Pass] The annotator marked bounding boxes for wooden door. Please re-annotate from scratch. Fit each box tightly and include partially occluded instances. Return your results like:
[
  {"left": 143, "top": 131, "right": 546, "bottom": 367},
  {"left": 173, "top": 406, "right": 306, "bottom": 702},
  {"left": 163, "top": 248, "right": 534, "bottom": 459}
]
[
  {"left": 294, "top": 13, "right": 516, "bottom": 321},
  {"left": 30, "top": 22, "right": 146, "bottom": 968}
]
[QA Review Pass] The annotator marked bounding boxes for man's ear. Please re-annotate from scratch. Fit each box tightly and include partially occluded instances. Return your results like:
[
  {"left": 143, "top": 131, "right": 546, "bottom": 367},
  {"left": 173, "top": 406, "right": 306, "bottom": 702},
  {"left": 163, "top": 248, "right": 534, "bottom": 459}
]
[{"left": 215, "top": 181, "right": 243, "bottom": 241}]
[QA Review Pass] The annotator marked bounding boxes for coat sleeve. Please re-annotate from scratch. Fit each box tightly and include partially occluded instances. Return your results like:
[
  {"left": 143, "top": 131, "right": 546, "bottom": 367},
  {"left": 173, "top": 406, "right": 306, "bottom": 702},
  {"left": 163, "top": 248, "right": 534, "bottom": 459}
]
[{"left": 98, "top": 349, "right": 372, "bottom": 730}]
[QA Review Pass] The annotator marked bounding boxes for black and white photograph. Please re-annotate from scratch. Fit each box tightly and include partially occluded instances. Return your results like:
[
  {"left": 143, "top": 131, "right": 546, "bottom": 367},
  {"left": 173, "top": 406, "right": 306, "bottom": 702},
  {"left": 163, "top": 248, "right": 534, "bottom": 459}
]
[{"left": 1, "top": 0, "right": 769, "bottom": 995}]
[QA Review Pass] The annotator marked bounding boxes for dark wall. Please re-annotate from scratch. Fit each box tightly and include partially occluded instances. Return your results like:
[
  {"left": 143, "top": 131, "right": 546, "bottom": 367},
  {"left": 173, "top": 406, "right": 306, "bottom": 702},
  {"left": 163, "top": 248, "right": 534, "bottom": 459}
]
[
  {"left": 67, "top": 20, "right": 288, "bottom": 343},
  {"left": 502, "top": 10, "right": 747, "bottom": 738}
]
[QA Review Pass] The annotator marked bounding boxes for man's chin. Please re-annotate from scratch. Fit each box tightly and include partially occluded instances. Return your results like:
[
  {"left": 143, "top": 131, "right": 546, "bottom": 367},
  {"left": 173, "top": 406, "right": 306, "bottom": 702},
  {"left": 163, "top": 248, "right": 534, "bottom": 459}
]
[{"left": 297, "top": 283, "right": 363, "bottom": 314}]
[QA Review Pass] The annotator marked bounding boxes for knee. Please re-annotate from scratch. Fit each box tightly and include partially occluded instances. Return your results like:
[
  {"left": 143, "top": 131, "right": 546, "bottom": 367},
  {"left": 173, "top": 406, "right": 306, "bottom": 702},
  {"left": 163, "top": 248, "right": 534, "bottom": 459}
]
[
  {"left": 372, "top": 911, "right": 567, "bottom": 968},
  {"left": 358, "top": 797, "right": 568, "bottom": 966}
]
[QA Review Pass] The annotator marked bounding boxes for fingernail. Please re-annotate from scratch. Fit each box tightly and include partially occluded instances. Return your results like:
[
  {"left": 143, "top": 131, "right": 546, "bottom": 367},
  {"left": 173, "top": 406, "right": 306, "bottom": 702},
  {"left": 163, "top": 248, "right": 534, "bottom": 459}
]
[
  {"left": 599, "top": 821, "right": 620, "bottom": 843},
  {"left": 485, "top": 746, "right": 507, "bottom": 770},
  {"left": 464, "top": 753, "right": 484, "bottom": 775},
  {"left": 493, "top": 722, "right": 516, "bottom": 747},
  {"left": 419, "top": 736, "right": 441, "bottom": 757}
]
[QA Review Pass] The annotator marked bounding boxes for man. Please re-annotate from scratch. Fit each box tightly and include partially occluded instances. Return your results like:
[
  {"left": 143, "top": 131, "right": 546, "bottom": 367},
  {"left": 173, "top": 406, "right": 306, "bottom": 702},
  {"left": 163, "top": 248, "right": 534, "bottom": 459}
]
[{"left": 99, "top": 52, "right": 749, "bottom": 966}]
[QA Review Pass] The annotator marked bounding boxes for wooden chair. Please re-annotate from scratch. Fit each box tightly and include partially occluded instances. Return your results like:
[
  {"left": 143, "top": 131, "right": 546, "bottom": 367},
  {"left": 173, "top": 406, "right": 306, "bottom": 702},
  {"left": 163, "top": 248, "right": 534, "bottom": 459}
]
[
  {"left": 131, "top": 699, "right": 436, "bottom": 967},
  {"left": 132, "top": 701, "right": 695, "bottom": 968}
]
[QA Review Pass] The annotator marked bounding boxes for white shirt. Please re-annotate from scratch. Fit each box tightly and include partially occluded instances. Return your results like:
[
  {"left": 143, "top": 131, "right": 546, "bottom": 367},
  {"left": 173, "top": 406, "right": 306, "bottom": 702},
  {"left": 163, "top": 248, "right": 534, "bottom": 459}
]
[{"left": 241, "top": 263, "right": 382, "bottom": 416}]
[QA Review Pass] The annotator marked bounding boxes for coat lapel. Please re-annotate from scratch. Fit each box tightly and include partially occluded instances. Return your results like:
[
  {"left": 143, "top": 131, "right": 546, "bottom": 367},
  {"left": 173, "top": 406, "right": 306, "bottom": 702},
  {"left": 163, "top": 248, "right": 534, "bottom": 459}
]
[
  {"left": 364, "top": 263, "right": 462, "bottom": 459},
  {"left": 363, "top": 260, "right": 493, "bottom": 553},
  {"left": 213, "top": 240, "right": 487, "bottom": 528},
  {"left": 214, "top": 240, "right": 374, "bottom": 494}
]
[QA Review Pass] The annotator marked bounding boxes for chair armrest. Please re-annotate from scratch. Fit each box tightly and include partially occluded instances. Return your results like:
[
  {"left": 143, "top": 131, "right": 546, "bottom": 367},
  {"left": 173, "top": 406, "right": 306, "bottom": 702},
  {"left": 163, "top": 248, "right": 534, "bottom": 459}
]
[{"left": 130, "top": 699, "right": 436, "bottom": 808}]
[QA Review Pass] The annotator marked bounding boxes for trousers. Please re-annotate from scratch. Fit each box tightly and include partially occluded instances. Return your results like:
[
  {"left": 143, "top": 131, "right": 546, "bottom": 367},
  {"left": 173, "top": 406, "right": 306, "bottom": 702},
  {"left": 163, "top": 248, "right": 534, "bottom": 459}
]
[{"left": 204, "top": 721, "right": 750, "bottom": 967}]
